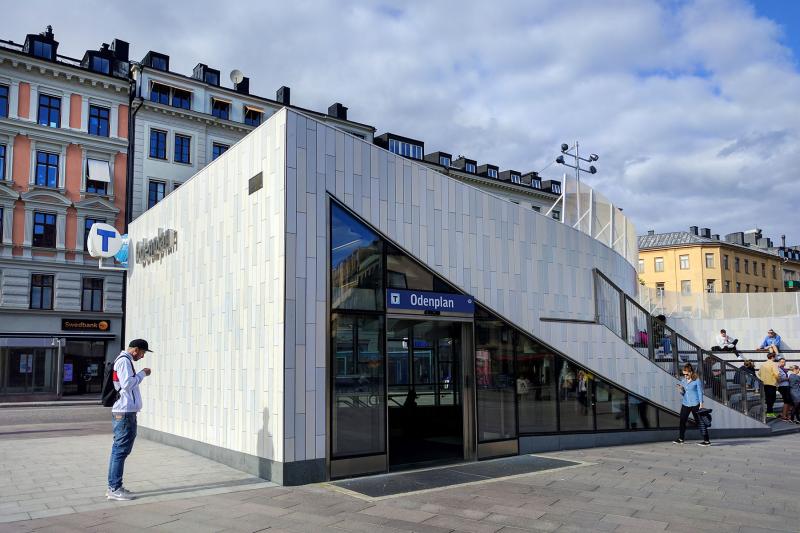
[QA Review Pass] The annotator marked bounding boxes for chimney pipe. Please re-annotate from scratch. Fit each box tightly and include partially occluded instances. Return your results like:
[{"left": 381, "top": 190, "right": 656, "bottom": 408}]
[
  {"left": 689, "top": 226, "right": 698, "bottom": 236},
  {"left": 782, "top": 235, "right": 787, "bottom": 248},
  {"left": 276, "top": 86, "right": 290, "bottom": 105},
  {"left": 328, "top": 103, "right": 348, "bottom": 120},
  {"left": 647, "top": 230, "right": 655, "bottom": 235}
]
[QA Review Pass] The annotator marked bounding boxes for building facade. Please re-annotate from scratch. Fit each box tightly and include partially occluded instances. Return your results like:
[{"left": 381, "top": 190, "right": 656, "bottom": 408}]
[
  {"left": 0, "top": 28, "right": 128, "bottom": 399},
  {"left": 638, "top": 227, "right": 786, "bottom": 295},
  {"left": 126, "top": 109, "right": 764, "bottom": 485},
  {"left": 129, "top": 52, "right": 376, "bottom": 221}
]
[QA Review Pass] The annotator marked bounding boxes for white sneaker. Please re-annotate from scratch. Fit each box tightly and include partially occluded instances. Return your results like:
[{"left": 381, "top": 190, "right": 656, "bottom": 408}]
[{"left": 107, "top": 487, "right": 134, "bottom": 501}]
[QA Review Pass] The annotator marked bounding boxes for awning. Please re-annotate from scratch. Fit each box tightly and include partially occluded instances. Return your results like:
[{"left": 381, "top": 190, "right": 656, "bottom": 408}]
[
  {"left": 244, "top": 105, "right": 263, "bottom": 114},
  {"left": 87, "top": 159, "right": 111, "bottom": 183}
]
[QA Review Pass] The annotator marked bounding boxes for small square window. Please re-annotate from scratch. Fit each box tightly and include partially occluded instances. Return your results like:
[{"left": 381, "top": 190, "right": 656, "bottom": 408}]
[
  {"left": 244, "top": 107, "right": 262, "bottom": 126},
  {"left": 30, "top": 274, "right": 54, "bottom": 309},
  {"left": 704, "top": 253, "right": 714, "bottom": 268},
  {"left": 88, "top": 105, "right": 110, "bottom": 136},
  {"left": 172, "top": 88, "right": 191, "bottom": 110},
  {"left": 33, "top": 41, "right": 53, "bottom": 60},
  {"left": 90, "top": 56, "right": 110, "bottom": 74},
  {"left": 35, "top": 151, "right": 59, "bottom": 188},
  {"left": 439, "top": 156, "right": 450, "bottom": 167},
  {"left": 81, "top": 277, "right": 104, "bottom": 311},
  {"left": 148, "top": 180, "right": 166, "bottom": 208},
  {"left": 654, "top": 257, "right": 664, "bottom": 272},
  {"left": 679, "top": 255, "right": 689, "bottom": 269},
  {"left": 465, "top": 162, "right": 476, "bottom": 174},
  {"left": 212, "top": 99, "right": 230, "bottom": 120},
  {"left": 37, "top": 94, "right": 61, "bottom": 128},
  {"left": 33, "top": 212, "right": 57, "bottom": 248},
  {"left": 150, "top": 83, "right": 170, "bottom": 105},
  {"left": 212, "top": 142, "right": 229, "bottom": 160}
]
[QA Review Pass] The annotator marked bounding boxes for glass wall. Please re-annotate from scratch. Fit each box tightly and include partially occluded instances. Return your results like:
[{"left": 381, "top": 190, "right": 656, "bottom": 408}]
[
  {"left": 386, "top": 244, "right": 457, "bottom": 293},
  {"left": 516, "top": 338, "right": 557, "bottom": 433},
  {"left": 557, "top": 359, "right": 594, "bottom": 431},
  {"left": 475, "top": 318, "right": 517, "bottom": 441},
  {"left": 628, "top": 395, "right": 657, "bottom": 430},
  {"left": 331, "top": 202, "right": 384, "bottom": 311},
  {"left": 595, "top": 380, "right": 627, "bottom": 430}
]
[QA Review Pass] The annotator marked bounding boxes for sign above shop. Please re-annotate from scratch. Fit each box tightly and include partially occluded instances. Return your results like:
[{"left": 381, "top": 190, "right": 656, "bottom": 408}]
[
  {"left": 386, "top": 289, "right": 474, "bottom": 315},
  {"left": 61, "top": 319, "right": 111, "bottom": 332},
  {"left": 135, "top": 228, "right": 178, "bottom": 267}
]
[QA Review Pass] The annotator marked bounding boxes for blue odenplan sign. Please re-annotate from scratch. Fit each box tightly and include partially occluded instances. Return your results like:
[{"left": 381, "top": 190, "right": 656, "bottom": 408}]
[{"left": 386, "top": 289, "right": 474, "bottom": 314}]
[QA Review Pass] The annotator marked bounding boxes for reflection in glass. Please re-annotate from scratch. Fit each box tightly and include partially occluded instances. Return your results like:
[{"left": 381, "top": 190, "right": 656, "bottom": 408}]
[
  {"left": 658, "top": 409, "right": 680, "bottom": 428},
  {"left": 331, "top": 314, "right": 385, "bottom": 458},
  {"left": 595, "top": 380, "right": 627, "bottom": 430},
  {"left": 628, "top": 396, "right": 656, "bottom": 430},
  {"left": 475, "top": 320, "right": 517, "bottom": 441},
  {"left": 557, "top": 359, "right": 594, "bottom": 431},
  {"left": 516, "top": 338, "right": 557, "bottom": 434},
  {"left": 331, "top": 203, "right": 383, "bottom": 311},
  {"left": 386, "top": 244, "right": 456, "bottom": 293}
]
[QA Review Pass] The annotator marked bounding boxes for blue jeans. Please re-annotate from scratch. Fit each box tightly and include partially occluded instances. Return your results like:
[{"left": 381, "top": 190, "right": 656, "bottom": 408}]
[{"left": 108, "top": 413, "right": 137, "bottom": 490}]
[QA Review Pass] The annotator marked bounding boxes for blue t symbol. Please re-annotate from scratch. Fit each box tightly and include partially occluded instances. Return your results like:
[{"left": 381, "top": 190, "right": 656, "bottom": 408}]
[{"left": 97, "top": 229, "right": 116, "bottom": 252}]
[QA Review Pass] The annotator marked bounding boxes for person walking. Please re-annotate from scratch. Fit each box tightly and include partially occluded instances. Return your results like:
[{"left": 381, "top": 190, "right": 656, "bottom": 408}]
[
  {"left": 674, "top": 363, "right": 710, "bottom": 446},
  {"left": 107, "top": 339, "right": 152, "bottom": 501},
  {"left": 758, "top": 353, "right": 780, "bottom": 418},
  {"left": 788, "top": 365, "right": 800, "bottom": 424},
  {"left": 776, "top": 358, "right": 792, "bottom": 421}
]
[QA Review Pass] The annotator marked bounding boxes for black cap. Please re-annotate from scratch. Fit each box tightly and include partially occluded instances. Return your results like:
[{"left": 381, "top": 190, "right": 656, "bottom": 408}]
[{"left": 128, "top": 339, "right": 153, "bottom": 353}]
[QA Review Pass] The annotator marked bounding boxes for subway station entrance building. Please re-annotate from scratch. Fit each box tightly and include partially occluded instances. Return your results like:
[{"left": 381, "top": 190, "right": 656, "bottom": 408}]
[{"left": 126, "top": 109, "right": 766, "bottom": 485}]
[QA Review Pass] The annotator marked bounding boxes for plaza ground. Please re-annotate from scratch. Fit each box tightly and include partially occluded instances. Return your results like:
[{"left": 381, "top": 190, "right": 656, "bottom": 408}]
[{"left": 1, "top": 405, "right": 799, "bottom": 532}]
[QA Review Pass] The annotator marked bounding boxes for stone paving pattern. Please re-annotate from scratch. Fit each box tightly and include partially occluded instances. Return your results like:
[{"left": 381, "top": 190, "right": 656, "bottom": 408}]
[{"left": 3, "top": 432, "right": 800, "bottom": 532}]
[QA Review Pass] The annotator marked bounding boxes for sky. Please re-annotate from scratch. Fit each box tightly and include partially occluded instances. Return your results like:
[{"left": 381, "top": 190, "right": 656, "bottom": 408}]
[{"left": 2, "top": 0, "right": 799, "bottom": 244}]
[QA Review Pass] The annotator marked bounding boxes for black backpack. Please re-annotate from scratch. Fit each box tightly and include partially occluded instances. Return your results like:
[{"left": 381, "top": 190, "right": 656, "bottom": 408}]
[{"left": 101, "top": 354, "right": 133, "bottom": 407}]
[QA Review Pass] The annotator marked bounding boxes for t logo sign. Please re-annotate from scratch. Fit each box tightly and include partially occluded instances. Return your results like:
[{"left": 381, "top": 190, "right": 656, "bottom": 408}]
[
  {"left": 390, "top": 293, "right": 400, "bottom": 305},
  {"left": 87, "top": 223, "right": 123, "bottom": 258},
  {"left": 97, "top": 228, "right": 117, "bottom": 252}
]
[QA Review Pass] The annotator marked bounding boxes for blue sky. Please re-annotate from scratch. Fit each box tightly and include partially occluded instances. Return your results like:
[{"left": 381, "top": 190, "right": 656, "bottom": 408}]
[{"left": 2, "top": 0, "right": 799, "bottom": 244}]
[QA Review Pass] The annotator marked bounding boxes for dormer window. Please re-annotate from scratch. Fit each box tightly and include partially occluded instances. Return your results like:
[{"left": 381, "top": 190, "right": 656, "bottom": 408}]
[
  {"left": 531, "top": 179, "right": 542, "bottom": 189},
  {"left": 439, "top": 156, "right": 451, "bottom": 167},
  {"left": 487, "top": 168, "right": 498, "bottom": 179},
  {"left": 151, "top": 55, "right": 168, "bottom": 71},
  {"left": 388, "top": 139, "right": 422, "bottom": 160},
  {"left": 511, "top": 174, "right": 521, "bottom": 184},
  {"left": 33, "top": 40, "right": 54, "bottom": 60},
  {"left": 551, "top": 183, "right": 562, "bottom": 194},
  {"left": 465, "top": 162, "right": 476, "bottom": 174},
  {"left": 244, "top": 106, "right": 263, "bottom": 126},
  {"left": 204, "top": 71, "right": 219, "bottom": 85},
  {"left": 90, "top": 56, "right": 110, "bottom": 74},
  {"left": 212, "top": 98, "right": 230, "bottom": 120}
]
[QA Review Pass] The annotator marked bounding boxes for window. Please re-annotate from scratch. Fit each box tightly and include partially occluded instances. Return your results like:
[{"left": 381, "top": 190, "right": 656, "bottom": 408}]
[
  {"left": 681, "top": 280, "right": 691, "bottom": 295},
  {"left": 557, "top": 358, "right": 594, "bottom": 431},
  {"left": 0, "top": 84, "right": 8, "bottom": 117},
  {"left": 656, "top": 282, "right": 665, "bottom": 296},
  {"left": 736, "top": 282, "right": 741, "bottom": 292},
  {"left": 212, "top": 142, "right": 229, "bottom": 160},
  {"left": 37, "top": 94, "right": 61, "bottom": 128},
  {"left": 439, "top": 155, "right": 450, "bottom": 167},
  {"left": 517, "top": 340, "right": 557, "bottom": 433},
  {"left": 173, "top": 182, "right": 182, "bottom": 190},
  {"left": 465, "top": 162, "right": 476, "bottom": 174},
  {"left": 33, "top": 41, "right": 53, "bottom": 59},
  {"left": 550, "top": 183, "right": 562, "bottom": 194},
  {"left": 511, "top": 174, "right": 521, "bottom": 184},
  {"left": 705, "top": 253, "right": 714, "bottom": 268},
  {"left": 706, "top": 279, "right": 715, "bottom": 293},
  {"left": 81, "top": 278, "right": 104, "bottom": 311},
  {"left": 638, "top": 259, "right": 644, "bottom": 273},
  {"left": 85, "top": 159, "right": 110, "bottom": 195},
  {"left": 150, "top": 83, "right": 170, "bottom": 105},
  {"left": 734, "top": 257, "right": 740, "bottom": 272},
  {"left": 531, "top": 179, "right": 542, "bottom": 189},
  {"left": 744, "top": 259, "right": 749, "bottom": 274},
  {"left": 679, "top": 255, "right": 689, "bottom": 269},
  {"left": 211, "top": 99, "right": 230, "bottom": 120},
  {"left": 90, "top": 56, "right": 110, "bottom": 74},
  {"left": 761, "top": 263, "right": 766, "bottom": 277},
  {"left": 0, "top": 207, "right": 3, "bottom": 243},
  {"left": 745, "top": 283, "right": 750, "bottom": 292},
  {"left": 331, "top": 202, "right": 384, "bottom": 311},
  {"left": 654, "top": 257, "right": 664, "bottom": 272},
  {"left": 724, "top": 280, "right": 730, "bottom": 292},
  {"left": 0, "top": 144, "right": 6, "bottom": 180},
  {"left": 723, "top": 254, "right": 729, "bottom": 270},
  {"left": 244, "top": 107, "right": 262, "bottom": 126},
  {"left": 387, "top": 139, "right": 422, "bottom": 160},
  {"left": 174, "top": 134, "right": 191, "bottom": 164},
  {"left": 629, "top": 396, "right": 656, "bottom": 430},
  {"left": 754, "top": 286, "right": 759, "bottom": 293},
  {"left": 149, "top": 129, "right": 167, "bottom": 159},
  {"left": 32, "top": 212, "right": 56, "bottom": 248},
  {"left": 773, "top": 265, "right": 777, "bottom": 279},
  {"left": 475, "top": 318, "right": 518, "bottom": 439},
  {"left": 487, "top": 168, "right": 498, "bottom": 179},
  {"left": 551, "top": 210, "right": 560, "bottom": 221},
  {"left": 30, "top": 274, "right": 54, "bottom": 309},
  {"left": 150, "top": 56, "right": 168, "bottom": 71},
  {"left": 532, "top": 205, "right": 541, "bottom": 212},
  {"left": 172, "top": 88, "right": 191, "bottom": 110},
  {"left": 595, "top": 380, "right": 627, "bottom": 430},
  {"left": 35, "top": 152, "right": 59, "bottom": 188},
  {"left": 84, "top": 217, "right": 104, "bottom": 251},
  {"left": 204, "top": 71, "right": 219, "bottom": 85},
  {"left": 386, "top": 244, "right": 457, "bottom": 293},
  {"left": 88, "top": 105, "right": 110, "bottom": 136},
  {"left": 148, "top": 181, "right": 166, "bottom": 208}
]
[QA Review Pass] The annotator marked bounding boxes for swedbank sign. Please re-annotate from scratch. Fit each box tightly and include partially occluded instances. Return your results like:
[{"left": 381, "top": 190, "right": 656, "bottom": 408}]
[{"left": 135, "top": 228, "right": 178, "bottom": 267}]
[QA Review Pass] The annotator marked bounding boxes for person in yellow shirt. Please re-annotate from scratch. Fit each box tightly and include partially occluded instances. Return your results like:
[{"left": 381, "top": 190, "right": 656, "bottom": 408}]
[{"left": 758, "top": 353, "right": 780, "bottom": 418}]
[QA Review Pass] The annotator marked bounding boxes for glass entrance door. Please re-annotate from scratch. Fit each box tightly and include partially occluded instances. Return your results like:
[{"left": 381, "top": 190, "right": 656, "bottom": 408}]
[{"left": 387, "top": 318, "right": 465, "bottom": 469}]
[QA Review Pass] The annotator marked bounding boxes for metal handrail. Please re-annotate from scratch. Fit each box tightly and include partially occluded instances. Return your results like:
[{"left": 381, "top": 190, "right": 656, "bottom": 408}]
[{"left": 593, "top": 269, "right": 766, "bottom": 423}]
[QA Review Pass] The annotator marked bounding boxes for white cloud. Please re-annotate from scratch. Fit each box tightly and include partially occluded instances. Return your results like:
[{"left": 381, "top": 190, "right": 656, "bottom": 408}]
[{"left": 2, "top": 0, "right": 798, "bottom": 242}]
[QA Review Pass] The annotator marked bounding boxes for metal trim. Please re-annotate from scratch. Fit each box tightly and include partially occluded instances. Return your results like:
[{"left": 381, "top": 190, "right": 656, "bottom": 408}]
[
  {"left": 330, "top": 454, "right": 387, "bottom": 480},
  {"left": 477, "top": 439, "right": 518, "bottom": 460}
]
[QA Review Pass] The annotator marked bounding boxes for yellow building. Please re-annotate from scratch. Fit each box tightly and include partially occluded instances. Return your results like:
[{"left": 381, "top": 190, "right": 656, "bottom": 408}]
[{"left": 638, "top": 229, "right": 786, "bottom": 294}]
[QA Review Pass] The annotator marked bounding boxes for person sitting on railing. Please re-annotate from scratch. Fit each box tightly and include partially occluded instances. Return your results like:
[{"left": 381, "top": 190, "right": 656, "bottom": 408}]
[
  {"left": 789, "top": 365, "right": 800, "bottom": 424},
  {"left": 777, "top": 358, "right": 792, "bottom": 422},
  {"left": 757, "top": 353, "right": 780, "bottom": 418},
  {"left": 757, "top": 329, "right": 782, "bottom": 356},
  {"left": 711, "top": 329, "right": 738, "bottom": 355}
]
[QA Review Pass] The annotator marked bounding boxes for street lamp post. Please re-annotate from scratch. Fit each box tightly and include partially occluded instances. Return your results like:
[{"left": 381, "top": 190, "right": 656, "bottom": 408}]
[{"left": 556, "top": 141, "right": 598, "bottom": 230}]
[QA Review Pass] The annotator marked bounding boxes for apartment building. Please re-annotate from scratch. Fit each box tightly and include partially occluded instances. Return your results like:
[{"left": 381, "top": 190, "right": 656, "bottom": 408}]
[
  {"left": 0, "top": 27, "right": 129, "bottom": 399},
  {"left": 638, "top": 227, "right": 786, "bottom": 295}
]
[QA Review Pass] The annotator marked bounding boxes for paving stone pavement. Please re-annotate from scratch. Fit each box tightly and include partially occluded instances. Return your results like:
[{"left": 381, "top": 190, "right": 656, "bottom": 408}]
[{"left": 2, "top": 433, "right": 800, "bottom": 532}]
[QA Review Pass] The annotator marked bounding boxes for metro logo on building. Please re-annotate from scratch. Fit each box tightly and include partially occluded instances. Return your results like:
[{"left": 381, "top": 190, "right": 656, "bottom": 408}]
[{"left": 87, "top": 223, "right": 124, "bottom": 258}]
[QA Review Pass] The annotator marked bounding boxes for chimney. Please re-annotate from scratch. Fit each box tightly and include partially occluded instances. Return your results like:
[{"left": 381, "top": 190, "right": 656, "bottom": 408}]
[
  {"left": 111, "top": 39, "right": 129, "bottom": 62},
  {"left": 234, "top": 76, "right": 250, "bottom": 94},
  {"left": 700, "top": 228, "right": 711, "bottom": 238},
  {"left": 276, "top": 86, "right": 290, "bottom": 105},
  {"left": 647, "top": 230, "right": 655, "bottom": 235},
  {"left": 328, "top": 103, "right": 347, "bottom": 120},
  {"left": 689, "top": 226, "right": 698, "bottom": 236},
  {"left": 782, "top": 235, "right": 787, "bottom": 248},
  {"left": 712, "top": 234, "right": 720, "bottom": 241}
]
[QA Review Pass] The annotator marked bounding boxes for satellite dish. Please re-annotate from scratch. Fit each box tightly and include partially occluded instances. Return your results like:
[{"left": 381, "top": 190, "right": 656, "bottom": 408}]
[{"left": 230, "top": 69, "right": 244, "bottom": 85}]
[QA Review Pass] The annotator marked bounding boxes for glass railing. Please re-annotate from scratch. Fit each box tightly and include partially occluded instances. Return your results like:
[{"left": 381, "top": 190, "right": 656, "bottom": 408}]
[
  {"left": 595, "top": 269, "right": 766, "bottom": 423},
  {"left": 638, "top": 287, "right": 800, "bottom": 320}
]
